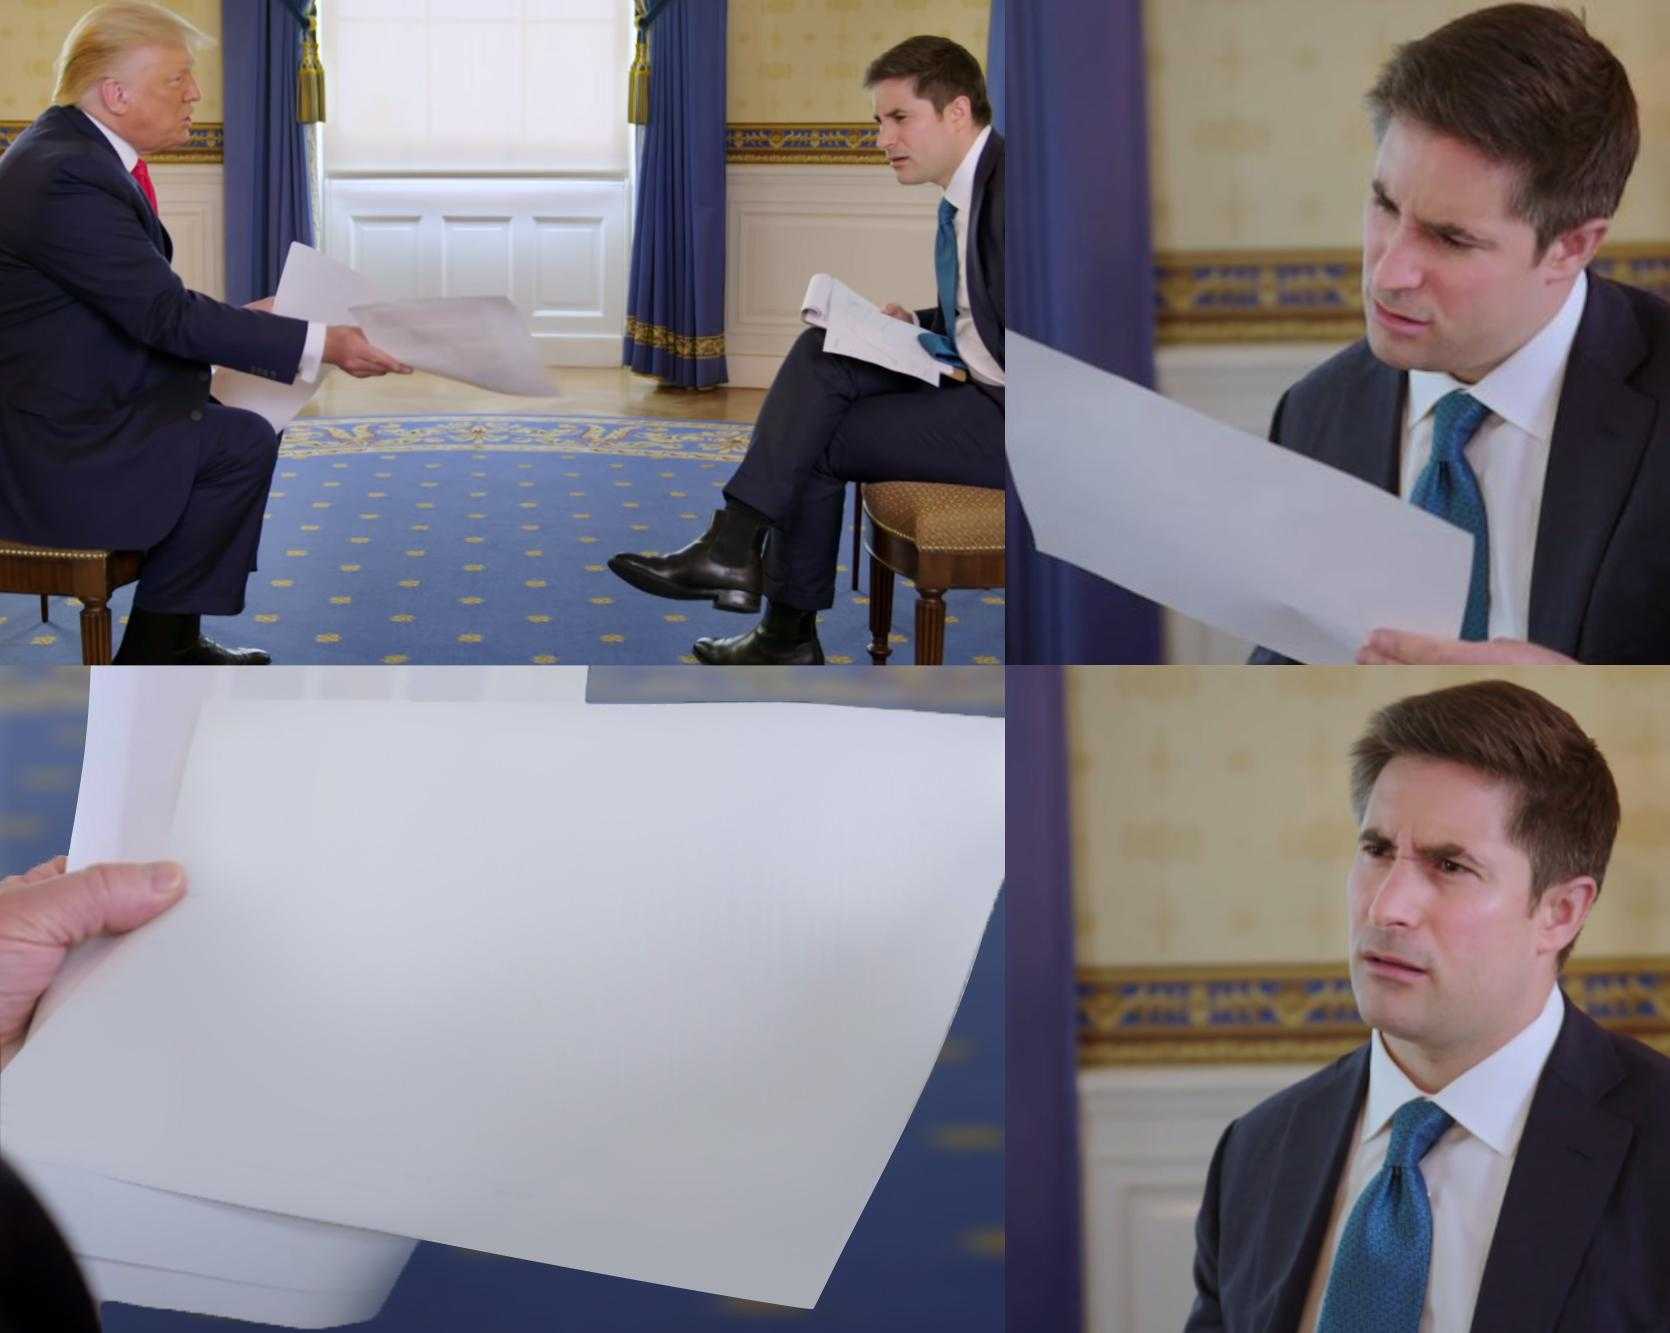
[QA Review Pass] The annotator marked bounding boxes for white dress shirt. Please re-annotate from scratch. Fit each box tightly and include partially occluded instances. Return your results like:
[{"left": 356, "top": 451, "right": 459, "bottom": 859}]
[
  {"left": 1299, "top": 981, "right": 1566, "bottom": 1333},
  {"left": 934, "top": 123, "right": 1003, "bottom": 388},
  {"left": 83, "top": 110, "right": 325, "bottom": 387},
  {"left": 1400, "top": 271, "right": 1587, "bottom": 641}
]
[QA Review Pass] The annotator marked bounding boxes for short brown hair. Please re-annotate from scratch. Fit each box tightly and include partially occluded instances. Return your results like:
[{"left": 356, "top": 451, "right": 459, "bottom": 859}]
[
  {"left": 1349, "top": 680, "right": 1620, "bottom": 967},
  {"left": 864, "top": 35, "right": 991, "bottom": 128},
  {"left": 1366, "top": 4, "right": 1638, "bottom": 252}
]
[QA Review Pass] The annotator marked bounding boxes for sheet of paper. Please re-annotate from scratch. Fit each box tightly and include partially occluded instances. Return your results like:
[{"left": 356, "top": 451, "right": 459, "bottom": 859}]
[
  {"left": 351, "top": 296, "right": 558, "bottom": 397},
  {"left": 8, "top": 668, "right": 587, "bottom": 1330},
  {"left": 1007, "top": 333, "right": 1473, "bottom": 663},
  {"left": 801, "top": 272, "right": 955, "bottom": 386},
  {"left": 212, "top": 243, "right": 380, "bottom": 432},
  {"left": 1, "top": 699, "right": 1002, "bottom": 1311}
]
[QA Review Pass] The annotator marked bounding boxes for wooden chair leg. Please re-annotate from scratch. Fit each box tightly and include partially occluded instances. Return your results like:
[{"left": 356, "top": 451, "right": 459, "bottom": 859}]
[
  {"left": 79, "top": 597, "right": 113, "bottom": 666},
  {"left": 867, "top": 557, "right": 896, "bottom": 665},
  {"left": 913, "top": 587, "right": 947, "bottom": 665},
  {"left": 39, "top": 594, "right": 49, "bottom": 623}
]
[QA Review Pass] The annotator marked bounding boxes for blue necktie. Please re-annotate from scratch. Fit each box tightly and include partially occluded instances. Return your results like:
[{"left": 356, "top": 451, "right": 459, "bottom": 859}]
[
  {"left": 1410, "top": 391, "right": 1491, "bottom": 640},
  {"left": 1316, "top": 1097, "right": 1455, "bottom": 1333},
  {"left": 918, "top": 196, "right": 966, "bottom": 370}
]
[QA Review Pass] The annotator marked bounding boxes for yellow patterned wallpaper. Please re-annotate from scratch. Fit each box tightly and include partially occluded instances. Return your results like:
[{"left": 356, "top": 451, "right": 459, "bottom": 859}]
[
  {"left": 0, "top": 0, "right": 223, "bottom": 121},
  {"left": 727, "top": 0, "right": 990, "bottom": 123},
  {"left": 1147, "top": 0, "right": 1670, "bottom": 250},
  {"left": 1069, "top": 668, "right": 1670, "bottom": 967}
]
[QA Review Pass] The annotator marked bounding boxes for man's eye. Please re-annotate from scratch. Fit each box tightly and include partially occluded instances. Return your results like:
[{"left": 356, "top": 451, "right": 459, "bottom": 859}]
[{"left": 1439, "top": 858, "right": 1467, "bottom": 875}]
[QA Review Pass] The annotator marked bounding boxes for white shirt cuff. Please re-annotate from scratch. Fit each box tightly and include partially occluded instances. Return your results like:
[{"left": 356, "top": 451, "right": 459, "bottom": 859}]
[{"left": 296, "top": 321, "right": 327, "bottom": 385}]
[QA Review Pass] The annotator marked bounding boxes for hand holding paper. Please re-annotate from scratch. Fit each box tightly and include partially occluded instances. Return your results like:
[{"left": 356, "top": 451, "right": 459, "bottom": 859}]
[{"left": 801, "top": 272, "right": 964, "bottom": 386}]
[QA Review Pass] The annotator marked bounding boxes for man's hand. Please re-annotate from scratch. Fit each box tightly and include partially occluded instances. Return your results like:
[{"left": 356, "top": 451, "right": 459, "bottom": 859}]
[
  {"left": 244, "top": 297, "right": 276, "bottom": 313},
  {"left": 881, "top": 303, "right": 916, "bottom": 324},
  {"left": 0, "top": 857, "right": 186, "bottom": 1069},
  {"left": 324, "top": 325, "right": 413, "bottom": 378},
  {"left": 1356, "top": 629, "right": 1576, "bottom": 665}
]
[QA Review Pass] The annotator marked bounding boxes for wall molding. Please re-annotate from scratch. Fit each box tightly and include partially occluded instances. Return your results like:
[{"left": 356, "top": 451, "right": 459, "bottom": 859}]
[
  {"left": 1154, "top": 244, "right": 1670, "bottom": 343},
  {"left": 1080, "top": 958, "right": 1670, "bottom": 1066},
  {"left": 0, "top": 119, "right": 223, "bottom": 164},
  {"left": 726, "top": 122, "right": 881, "bottom": 165}
]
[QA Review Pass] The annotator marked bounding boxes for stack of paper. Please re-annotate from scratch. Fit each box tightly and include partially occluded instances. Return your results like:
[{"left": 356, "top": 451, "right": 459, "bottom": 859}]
[
  {"left": 801, "top": 272, "right": 962, "bottom": 386},
  {"left": 0, "top": 671, "right": 1003, "bottom": 1328}
]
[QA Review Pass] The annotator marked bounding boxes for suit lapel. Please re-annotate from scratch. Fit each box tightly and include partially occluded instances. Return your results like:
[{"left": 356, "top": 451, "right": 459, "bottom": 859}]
[
  {"left": 1470, "top": 1000, "right": 1633, "bottom": 1332},
  {"left": 58, "top": 105, "right": 171, "bottom": 258},
  {"left": 1312, "top": 351, "right": 1404, "bottom": 493},
  {"left": 1527, "top": 277, "right": 1657, "bottom": 654},
  {"left": 1252, "top": 1049, "right": 1368, "bottom": 1330}
]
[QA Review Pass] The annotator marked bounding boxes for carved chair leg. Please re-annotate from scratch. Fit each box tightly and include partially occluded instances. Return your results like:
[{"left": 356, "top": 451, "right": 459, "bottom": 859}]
[
  {"left": 913, "top": 587, "right": 947, "bottom": 665},
  {"left": 867, "top": 557, "right": 896, "bottom": 665},
  {"left": 79, "top": 597, "right": 113, "bottom": 666}
]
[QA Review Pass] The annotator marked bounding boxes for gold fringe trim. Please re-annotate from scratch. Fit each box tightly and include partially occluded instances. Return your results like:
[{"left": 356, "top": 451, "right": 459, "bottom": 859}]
[{"left": 624, "top": 317, "right": 726, "bottom": 360}]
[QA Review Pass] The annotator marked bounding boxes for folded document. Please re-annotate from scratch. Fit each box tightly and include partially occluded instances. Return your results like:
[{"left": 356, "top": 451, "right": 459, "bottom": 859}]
[{"left": 801, "top": 272, "right": 964, "bottom": 386}]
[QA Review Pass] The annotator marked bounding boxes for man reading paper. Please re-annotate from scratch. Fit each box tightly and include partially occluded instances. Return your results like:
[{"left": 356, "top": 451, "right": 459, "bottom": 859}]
[
  {"left": 1257, "top": 5, "right": 1670, "bottom": 666},
  {"left": 608, "top": 36, "right": 1005, "bottom": 664},
  {"left": 0, "top": 2, "right": 408, "bottom": 665}
]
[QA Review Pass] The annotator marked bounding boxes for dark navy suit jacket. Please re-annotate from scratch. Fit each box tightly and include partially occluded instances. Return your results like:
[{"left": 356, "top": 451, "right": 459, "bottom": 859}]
[
  {"left": 0, "top": 105, "right": 306, "bottom": 550},
  {"left": 1186, "top": 997, "right": 1670, "bottom": 1332},
  {"left": 914, "top": 129, "right": 1005, "bottom": 409},
  {"left": 1258, "top": 273, "right": 1670, "bottom": 663}
]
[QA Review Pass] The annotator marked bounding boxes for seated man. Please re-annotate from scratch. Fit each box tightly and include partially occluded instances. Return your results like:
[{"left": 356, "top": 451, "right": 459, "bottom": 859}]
[
  {"left": 608, "top": 35, "right": 1005, "bottom": 664},
  {"left": 0, "top": 2, "right": 407, "bottom": 665}
]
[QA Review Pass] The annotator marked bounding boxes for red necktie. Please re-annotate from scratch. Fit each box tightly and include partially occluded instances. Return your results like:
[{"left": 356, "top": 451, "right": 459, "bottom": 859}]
[{"left": 131, "top": 158, "right": 159, "bottom": 214}]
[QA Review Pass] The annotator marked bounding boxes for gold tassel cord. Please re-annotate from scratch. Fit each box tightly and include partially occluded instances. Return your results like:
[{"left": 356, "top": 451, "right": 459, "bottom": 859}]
[
  {"left": 627, "top": 33, "right": 651, "bottom": 125},
  {"left": 298, "top": 5, "right": 326, "bottom": 125}
]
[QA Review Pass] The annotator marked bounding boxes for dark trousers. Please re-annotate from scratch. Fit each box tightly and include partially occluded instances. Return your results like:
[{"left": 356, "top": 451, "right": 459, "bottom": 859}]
[
  {"left": 132, "top": 404, "right": 280, "bottom": 617},
  {"left": 0, "top": 1155, "right": 99, "bottom": 1333},
  {"left": 724, "top": 326, "right": 1005, "bottom": 610}
]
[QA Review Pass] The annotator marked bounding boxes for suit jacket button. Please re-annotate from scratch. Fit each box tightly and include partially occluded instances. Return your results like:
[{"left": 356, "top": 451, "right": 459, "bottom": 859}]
[{"left": 190, "top": 410, "right": 204, "bottom": 422}]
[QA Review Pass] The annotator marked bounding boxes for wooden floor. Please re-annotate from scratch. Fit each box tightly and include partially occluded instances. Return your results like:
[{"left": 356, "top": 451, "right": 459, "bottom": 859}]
[{"left": 301, "top": 366, "right": 765, "bottom": 424}]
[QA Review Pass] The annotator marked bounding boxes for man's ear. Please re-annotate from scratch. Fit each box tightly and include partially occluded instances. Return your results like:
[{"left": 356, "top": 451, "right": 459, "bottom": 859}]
[
  {"left": 1540, "top": 218, "right": 1609, "bottom": 281},
  {"left": 1534, "top": 874, "right": 1598, "bottom": 960}
]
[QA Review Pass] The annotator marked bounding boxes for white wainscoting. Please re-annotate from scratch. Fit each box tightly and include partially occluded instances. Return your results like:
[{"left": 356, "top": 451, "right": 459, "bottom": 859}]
[
  {"left": 152, "top": 164, "right": 225, "bottom": 301},
  {"left": 1153, "top": 342, "right": 1345, "bottom": 665},
  {"left": 322, "top": 176, "right": 630, "bottom": 367},
  {"left": 1079, "top": 1063, "right": 1322, "bottom": 1333},
  {"left": 724, "top": 164, "right": 940, "bottom": 388}
]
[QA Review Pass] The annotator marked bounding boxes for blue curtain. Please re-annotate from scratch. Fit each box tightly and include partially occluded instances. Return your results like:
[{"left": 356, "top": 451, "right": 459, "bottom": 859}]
[
  {"left": 623, "top": 0, "right": 727, "bottom": 389},
  {"left": 1008, "top": 667, "right": 1082, "bottom": 1333},
  {"left": 1006, "top": 1, "right": 1163, "bottom": 664},
  {"left": 222, "top": 0, "right": 314, "bottom": 307},
  {"left": 987, "top": 0, "right": 1006, "bottom": 132}
]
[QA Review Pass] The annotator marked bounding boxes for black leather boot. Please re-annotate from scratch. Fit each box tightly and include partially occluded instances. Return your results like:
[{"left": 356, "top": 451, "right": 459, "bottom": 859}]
[
  {"left": 608, "top": 506, "right": 765, "bottom": 613},
  {"left": 114, "top": 611, "right": 270, "bottom": 665},
  {"left": 691, "top": 602, "right": 824, "bottom": 665}
]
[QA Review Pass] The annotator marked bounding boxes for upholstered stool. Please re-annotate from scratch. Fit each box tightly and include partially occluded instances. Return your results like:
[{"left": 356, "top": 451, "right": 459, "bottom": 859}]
[
  {"left": 861, "top": 482, "right": 1005, "bottom": 665},
  {"left": 0, "top": 540, "right": 142, "bottom": 665}
]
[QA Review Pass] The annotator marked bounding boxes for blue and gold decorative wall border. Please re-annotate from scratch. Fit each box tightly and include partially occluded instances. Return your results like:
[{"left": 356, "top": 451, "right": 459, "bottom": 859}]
[
  {"left": 1079, "top": 959, "right": 1670, "bottom": 1065},
  {"left": 726, "top": 122, "right": 881, "bottom": 165},
  {"left": 1155, "top": 245, "right": 1670, "bottom": 344},
  {"left": 0, "top": 119, "right": 223, "bottom": 164}
]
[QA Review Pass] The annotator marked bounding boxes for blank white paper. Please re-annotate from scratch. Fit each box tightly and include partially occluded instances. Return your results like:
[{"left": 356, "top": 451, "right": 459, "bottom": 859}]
[
  {"left": 801, "top": 273, "right": 955, "bottom": 386},
  {"left": 212, "top": 244, "right": 379, "bottom": 432},
  {"left": 351, "top": 297, "right": 558, "bottom": 397},
  {"left": 1008, "top": 333, "right": 1473, "bottom": 663},
  {"left": 1, "top": 699, "right": 1001, "bottom": 1310}
]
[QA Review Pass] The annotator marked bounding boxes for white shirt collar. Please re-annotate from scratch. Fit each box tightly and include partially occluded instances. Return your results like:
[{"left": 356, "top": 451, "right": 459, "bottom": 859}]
[
  {"left": 78, "top": 106, "right": 141, "bottom": 172},
  {"left": 1363, "top": 980, "right": 1565, "bottom": 1158},
  {"left": 1407, "top": 269, "right": 1588, "bottom": 444},
  {"left": 943, "top": 124, "right": 992, "bottom": 215}
]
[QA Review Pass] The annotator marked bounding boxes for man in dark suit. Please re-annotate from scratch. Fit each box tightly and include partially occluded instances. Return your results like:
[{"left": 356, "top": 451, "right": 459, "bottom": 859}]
[
  {"left": 608, "top": 35, "right": 1004, "bottom": 664},
  {"left": 1257, "top": 5, "right": 1668, "bottom": 665},
  {"left": 1187, "top": 680, "right": 1670, "bottom": 1332},
  {"left": 0, "top": 2, "right": 408, "bottom": 665}
]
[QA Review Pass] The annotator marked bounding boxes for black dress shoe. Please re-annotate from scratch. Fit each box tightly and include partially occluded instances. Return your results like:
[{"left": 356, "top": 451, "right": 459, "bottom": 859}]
[
  {"left": 169, "top": 637, "right": 272, "bottom": 665},
  {"left": 608, "top": 510, "right": 763, "bottom": 613},
  {"left": 691, "top": 620, "right": 824, "bottom": 665}
]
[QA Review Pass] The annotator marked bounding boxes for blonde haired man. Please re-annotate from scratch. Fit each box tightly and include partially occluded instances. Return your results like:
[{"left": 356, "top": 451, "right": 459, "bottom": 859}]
[{"left": 0, "top": 2, "right": 408, "bottom": 665}]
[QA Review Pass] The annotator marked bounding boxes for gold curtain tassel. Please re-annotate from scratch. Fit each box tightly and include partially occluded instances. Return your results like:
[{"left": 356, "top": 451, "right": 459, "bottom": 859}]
[
  {"left": 298, "top": 7, "right": 327, "bottom": 125},
  {"left": 627, "top": 34, "right": 651, "bottom": 125}
]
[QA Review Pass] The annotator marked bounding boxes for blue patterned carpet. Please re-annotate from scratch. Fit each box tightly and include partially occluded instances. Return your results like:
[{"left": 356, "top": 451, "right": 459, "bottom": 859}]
[
  {"left": 0, "top": 669, "right": 1003, "bottom": 1332},
  {"left": 0, "top": 415, "right": 1005, "bottom": 666}
]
